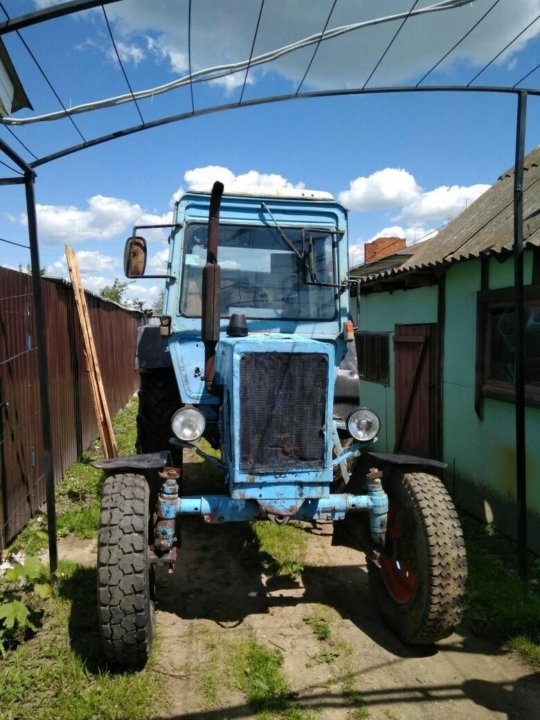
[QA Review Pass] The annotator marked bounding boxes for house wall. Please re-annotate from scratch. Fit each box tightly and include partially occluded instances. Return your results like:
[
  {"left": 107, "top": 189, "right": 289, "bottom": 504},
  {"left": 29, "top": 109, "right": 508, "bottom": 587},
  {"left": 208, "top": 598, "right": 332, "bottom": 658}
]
[
  {"left": 356, "top": 285, "right": 438, "bottom": 451},
  {"left": 356, "top": 250, "right": 540, "bottom": 552},
  {"left": 443, "top": 253, "right": 540, "bottom": 551}
]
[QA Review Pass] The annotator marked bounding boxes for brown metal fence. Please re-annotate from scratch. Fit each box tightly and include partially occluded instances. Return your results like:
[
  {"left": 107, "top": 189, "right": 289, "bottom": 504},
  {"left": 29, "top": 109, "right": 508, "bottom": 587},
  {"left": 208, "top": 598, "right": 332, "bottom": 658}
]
[{"left": 0, "top": 266, "right": 145, "bottom": 550}]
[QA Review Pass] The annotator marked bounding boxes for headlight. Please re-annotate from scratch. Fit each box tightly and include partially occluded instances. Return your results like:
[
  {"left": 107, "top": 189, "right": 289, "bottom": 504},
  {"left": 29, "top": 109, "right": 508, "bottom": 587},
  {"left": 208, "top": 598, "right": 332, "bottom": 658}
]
[
  {"left": 347, "top": 407, "right": 380, "bottom": 442},
  {"left": 171, "top": 406, "right": 206, "bottom": 441}
]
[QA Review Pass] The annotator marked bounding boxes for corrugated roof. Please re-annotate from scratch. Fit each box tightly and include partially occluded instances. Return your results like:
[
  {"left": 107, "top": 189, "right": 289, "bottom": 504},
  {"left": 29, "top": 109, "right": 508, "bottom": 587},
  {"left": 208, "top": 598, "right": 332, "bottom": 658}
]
[{"left": 357, "top": 145, "right": 540, "bottom": 285}]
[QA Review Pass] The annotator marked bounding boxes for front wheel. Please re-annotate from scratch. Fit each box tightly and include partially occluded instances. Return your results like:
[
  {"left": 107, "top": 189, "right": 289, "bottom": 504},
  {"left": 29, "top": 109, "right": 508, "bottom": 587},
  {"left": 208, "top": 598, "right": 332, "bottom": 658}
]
[
  {"left": 367, "top": 471, "right": 467, "bottom": 645},
  {"left": 97, "top": 473, "right": 154, "bottom": 669}
]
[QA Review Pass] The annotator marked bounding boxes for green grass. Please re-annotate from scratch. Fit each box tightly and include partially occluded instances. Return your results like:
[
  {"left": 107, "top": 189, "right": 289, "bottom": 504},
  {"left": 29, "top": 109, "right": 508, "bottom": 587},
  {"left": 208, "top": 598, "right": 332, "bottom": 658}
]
[
  {"left": 1, "top": 398, "right": 163, "bottom": 719},
  {"left": 111, "top": 398, "right": 138, "bottom": 457},
  {"left": 462, "top": 513, "right": 540, "bottom": 665},
  {"left": 0, "top": 561, "right": 161, "bottom": 720},
  {"left": 6, "top": 398, "right": 138, "bottom": 557},
  {"left": 199, "top": 633, "right": 317, "bottom": 720},
  {"left": 303, "top": 611, "right": 332, "bottom": 642},
  {"left": 250, "top": 521, "right": 308, "bottom": 578}
]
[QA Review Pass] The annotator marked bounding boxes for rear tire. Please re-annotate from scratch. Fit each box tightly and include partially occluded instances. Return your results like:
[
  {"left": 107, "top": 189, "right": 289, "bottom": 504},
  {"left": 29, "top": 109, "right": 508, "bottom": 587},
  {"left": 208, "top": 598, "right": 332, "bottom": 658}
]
[
  {"left": 367, "top": 471, "right": 467, "bottom": 645},
  {"left": 97, "top": 473, "right": 154, "bottom": 669},
  {"left": 137, "top": 368, "right": 180, "bottom": 455}
]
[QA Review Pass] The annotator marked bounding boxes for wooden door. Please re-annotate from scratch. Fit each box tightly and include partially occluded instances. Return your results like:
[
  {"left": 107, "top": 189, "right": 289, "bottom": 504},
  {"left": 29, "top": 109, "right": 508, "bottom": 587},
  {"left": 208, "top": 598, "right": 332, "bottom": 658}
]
[{"left": 394, "top": 324, "right": 440, "bottom": 459}]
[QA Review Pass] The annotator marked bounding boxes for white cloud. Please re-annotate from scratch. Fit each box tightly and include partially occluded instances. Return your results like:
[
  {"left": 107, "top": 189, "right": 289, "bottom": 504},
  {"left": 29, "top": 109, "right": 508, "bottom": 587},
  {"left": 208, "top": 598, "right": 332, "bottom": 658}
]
[
  {"left": 184, "top": 166, "right": 305, "bottom": 194},
  {"left": 45, "top": 249, "right": 117, "bottom": 278},
  {"left": 340, "top": 167, "right": 489, "bottom": 225},
  {"left": 76, "top": 274, "right": 110, "bottom": 294},
  {"left": 105, "top": 0, "right": 540, "bottom": 93},
  {"left": 113, "top": 41, "right": 145, "bottom": 65},
  {"left": 400, "top": 183, "right": 489, "bottom": 223},
  {"left": 125, "top": 283, "right": 161, "bottom": 300},
  {"left": 19, "top": 195, "right": 171, "bottom": 245},
  {"left": 349, "top": 242, "right": 366, "bottom": 268},
  {"left": 75, "top": 250, "right": 117, "bottom": 272},
  {"left": 146, "top": 36, "right": 188, "bottom": 74},
  {"left": 148, "top": 248, "right": 169, "bottom": 273},
  {"left": 339, "top": 169, "right": 419, "bottom": 212}
]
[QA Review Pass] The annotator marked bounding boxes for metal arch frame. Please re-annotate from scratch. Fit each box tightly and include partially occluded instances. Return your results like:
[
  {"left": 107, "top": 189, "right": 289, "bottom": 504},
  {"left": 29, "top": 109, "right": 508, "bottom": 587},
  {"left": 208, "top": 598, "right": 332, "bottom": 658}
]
[
  {"left": 0, "top": 0, "right": 123, "bottom": 35},
  {"left": 19, "top": 83, "right": 540, "bottom": 168},
  {"left": 0, "top": 2, "right": 535, "bottom": 579}
]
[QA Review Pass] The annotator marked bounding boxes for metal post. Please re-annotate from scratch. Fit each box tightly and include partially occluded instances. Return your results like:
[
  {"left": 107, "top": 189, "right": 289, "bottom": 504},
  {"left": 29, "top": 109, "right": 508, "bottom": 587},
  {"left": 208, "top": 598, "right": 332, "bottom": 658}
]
[
  {"left": 24, "top": 170, "right": 58, "bottom": 580},
  {"left": 513, "top": 90, "right": 527, "bottom": 581}
]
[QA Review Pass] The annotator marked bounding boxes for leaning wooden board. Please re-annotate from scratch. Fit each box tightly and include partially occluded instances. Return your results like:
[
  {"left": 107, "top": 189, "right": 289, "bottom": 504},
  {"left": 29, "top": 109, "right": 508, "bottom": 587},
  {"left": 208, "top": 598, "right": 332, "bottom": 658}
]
[{"left": 65, "top": 244, "right": 118, "bottom": 459}]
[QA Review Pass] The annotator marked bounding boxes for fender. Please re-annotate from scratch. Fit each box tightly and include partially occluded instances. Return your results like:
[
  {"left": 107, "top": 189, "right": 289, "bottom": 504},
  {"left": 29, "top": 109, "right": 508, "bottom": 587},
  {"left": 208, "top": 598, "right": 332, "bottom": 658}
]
[
  {"left": 136, "top": 325, "right": 172, "bottom": 370},
  {"left": 361, "top": 451, "right": 447, "bottom": 472},
  {"left": 92, "top": 451, "right": 170, "bottom": 472}
]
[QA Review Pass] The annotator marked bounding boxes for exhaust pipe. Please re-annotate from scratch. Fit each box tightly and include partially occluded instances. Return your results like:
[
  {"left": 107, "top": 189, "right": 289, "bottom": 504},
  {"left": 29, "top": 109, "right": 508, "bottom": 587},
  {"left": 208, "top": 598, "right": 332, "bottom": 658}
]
[{"left": 202, "top": 181, "right": 224, "bottom": 392}]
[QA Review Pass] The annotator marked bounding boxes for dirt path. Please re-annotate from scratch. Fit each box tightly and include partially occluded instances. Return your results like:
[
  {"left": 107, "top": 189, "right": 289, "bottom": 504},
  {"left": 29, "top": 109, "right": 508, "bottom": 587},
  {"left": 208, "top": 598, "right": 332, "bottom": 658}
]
[
  {"left": 52, "top": 458, "right": 540, "bottom": 720},
  {"left": 151, "top": 515, "right": 540, "bottom": 720}
]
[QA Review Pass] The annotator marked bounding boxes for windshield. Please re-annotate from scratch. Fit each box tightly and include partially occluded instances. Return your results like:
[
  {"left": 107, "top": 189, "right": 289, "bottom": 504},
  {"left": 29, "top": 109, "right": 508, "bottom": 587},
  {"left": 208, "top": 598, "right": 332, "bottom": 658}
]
[{"left": 180, "top": 223, "right": 337, "bottom": 320}]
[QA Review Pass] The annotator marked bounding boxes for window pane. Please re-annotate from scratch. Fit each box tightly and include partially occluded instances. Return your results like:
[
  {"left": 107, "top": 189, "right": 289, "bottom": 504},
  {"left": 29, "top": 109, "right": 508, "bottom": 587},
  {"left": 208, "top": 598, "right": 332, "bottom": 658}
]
[
  {"left": 488, "top": 306, "right": 516, "bottom": 383},
  {"left": 477, "top": 285, "right": 540, "bottom": 406}
]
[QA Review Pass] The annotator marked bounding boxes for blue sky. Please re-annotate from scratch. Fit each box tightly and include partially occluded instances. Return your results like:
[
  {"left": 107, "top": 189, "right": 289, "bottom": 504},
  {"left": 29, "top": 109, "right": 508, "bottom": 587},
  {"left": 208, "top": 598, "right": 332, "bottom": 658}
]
[{"left": 1, "top": 0, "right": 539, "bottom": 308}]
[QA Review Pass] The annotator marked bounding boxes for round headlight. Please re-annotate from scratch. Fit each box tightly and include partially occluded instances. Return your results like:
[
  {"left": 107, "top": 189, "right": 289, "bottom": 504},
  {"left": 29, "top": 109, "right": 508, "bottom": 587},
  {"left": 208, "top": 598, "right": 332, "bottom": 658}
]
[
  {"left": 171, "top": 406, "right": 206, "bottom": 442},
  {"left": 347, "top": 407, "right": 380, "bottom": 442}
]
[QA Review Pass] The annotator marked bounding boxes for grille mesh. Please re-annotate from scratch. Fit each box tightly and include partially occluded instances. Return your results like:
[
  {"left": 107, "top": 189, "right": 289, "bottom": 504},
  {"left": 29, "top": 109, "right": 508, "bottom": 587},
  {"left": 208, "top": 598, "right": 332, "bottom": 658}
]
[{"left": 239, "top": 352, "right": 328, "bottom": 473}]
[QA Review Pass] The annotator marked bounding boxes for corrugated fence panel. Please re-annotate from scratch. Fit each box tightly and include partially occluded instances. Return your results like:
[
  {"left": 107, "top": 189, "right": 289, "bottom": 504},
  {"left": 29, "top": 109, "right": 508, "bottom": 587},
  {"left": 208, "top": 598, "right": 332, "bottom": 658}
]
[
  {"left": 0, "top": 267, "right": 144, "bottom": 550},
  {"left": 0, "top": 270, "right": 42, "bottom": 546}
]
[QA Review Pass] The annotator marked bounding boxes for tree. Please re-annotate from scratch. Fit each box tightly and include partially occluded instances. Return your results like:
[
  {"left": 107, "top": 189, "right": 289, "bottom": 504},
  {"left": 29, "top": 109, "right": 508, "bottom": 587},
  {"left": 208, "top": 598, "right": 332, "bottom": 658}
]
[
  {"left": 152, "top": 289, "right": 165, "bottom": 315},
  {"left": 100, "top": 278, "right": 129, "bottom": 304},
  {"left": 18, "top": 263, "right": 46, "bottom": 276}
]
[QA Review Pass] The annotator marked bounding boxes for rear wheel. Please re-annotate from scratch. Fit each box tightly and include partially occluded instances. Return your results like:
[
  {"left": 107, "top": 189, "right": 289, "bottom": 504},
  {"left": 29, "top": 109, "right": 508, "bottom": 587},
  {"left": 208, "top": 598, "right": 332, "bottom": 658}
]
[
  {"left": 97, "top": 473, "right": 154, "bottom": 669},
  {"left": 137, "top": 368, "right": 180, "bottom": 455},
  {"left": 367, "top": 471, "right": 467, "bottom": 645}
]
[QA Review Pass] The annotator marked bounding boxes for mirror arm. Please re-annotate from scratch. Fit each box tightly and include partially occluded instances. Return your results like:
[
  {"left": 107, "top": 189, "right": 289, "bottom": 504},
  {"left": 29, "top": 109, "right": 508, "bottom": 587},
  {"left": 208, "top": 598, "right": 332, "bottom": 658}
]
[{"left": 131, "top": 222, "right": 183, "bottom": 235}]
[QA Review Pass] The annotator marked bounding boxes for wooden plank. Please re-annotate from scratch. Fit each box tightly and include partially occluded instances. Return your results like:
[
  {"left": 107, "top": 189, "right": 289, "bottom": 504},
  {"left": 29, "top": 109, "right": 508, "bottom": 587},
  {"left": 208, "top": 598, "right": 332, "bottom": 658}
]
[{"left": 65, "top": 245, "right": 118, "bottom": 458}]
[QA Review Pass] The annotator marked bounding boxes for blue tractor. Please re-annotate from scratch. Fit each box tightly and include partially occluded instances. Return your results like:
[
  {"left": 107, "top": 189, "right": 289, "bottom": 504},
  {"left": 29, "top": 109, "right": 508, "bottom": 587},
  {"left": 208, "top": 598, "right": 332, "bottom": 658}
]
[{"left": 96, "top": 182, "right": 467, "bottom": 669}]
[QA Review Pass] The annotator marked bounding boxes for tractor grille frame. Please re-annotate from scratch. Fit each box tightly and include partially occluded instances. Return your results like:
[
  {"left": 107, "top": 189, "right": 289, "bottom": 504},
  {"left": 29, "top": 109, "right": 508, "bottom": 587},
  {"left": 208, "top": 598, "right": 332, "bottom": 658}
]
[{"left": 239, "top": 352, "right": 328, "bottom": 474}]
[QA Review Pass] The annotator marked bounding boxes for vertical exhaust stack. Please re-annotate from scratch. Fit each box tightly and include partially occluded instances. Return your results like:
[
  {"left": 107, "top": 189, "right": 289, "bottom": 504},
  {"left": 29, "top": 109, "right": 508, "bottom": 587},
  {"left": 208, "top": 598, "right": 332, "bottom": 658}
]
[{"left": 202, "top": 181, "right": 224, "bottom": 392}]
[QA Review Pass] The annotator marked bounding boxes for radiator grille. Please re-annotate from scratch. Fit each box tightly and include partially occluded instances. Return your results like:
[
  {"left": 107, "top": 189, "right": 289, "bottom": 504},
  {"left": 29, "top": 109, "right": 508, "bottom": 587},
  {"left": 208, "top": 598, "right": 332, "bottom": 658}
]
[{"left": 239, "top": 352, "right": 328, "bottom": 473}]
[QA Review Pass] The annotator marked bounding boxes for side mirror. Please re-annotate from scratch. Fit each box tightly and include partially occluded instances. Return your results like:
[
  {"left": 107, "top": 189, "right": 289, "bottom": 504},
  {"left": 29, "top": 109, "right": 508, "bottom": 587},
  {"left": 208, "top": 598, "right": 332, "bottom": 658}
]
[{"left": 124, "top": 236, "right": 147, "bottom": 277}]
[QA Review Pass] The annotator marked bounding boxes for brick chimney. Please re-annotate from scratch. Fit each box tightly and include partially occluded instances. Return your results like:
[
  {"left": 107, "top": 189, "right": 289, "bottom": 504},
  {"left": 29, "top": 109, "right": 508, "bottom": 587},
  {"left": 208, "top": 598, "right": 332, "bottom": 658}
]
[{"left": 364, "top": 236, "right": 406, "bottom": 263}]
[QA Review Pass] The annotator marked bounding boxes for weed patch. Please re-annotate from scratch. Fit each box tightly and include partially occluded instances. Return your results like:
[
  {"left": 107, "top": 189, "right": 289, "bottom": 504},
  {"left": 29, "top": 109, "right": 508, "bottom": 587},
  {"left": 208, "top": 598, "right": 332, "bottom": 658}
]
[
  {"left": 303, "top": 610, "right": 332, "bottom": 642},
  {"left": 251, "top": 521, "right": 308, "bottom": 578},
  {"left": 231, "top": 637, "right": 290, "bottom": 712},
  {"left": 462, "top": 513, "right": 540, "bottom": 665},
  {"left": 0, "top": 557, "right": 52, "bottom": 656}
]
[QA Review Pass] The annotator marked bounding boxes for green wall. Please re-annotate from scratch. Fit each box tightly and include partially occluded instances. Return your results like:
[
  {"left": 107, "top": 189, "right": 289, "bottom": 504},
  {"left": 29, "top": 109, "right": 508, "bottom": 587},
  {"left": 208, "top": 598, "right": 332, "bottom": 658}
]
[
  {"left": 443, "top": 255, "right": 540, "bottom": 548},
  {"left": 357, "top": 251, "right": 540, "bottom": 551},
  {"left": 357, "top": 286, "right": 437, "bottom": 452}
]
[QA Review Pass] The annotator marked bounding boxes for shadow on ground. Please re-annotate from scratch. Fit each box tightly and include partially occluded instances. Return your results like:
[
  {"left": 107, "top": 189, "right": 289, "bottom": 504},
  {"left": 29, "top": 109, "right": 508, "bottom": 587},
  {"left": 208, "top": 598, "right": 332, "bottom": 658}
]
[
  {"left": 60, "top": 457, "right": 540, "bottom": 720},
  {"left": 59, "top": 564, "right": 107, "bottom": 674}
]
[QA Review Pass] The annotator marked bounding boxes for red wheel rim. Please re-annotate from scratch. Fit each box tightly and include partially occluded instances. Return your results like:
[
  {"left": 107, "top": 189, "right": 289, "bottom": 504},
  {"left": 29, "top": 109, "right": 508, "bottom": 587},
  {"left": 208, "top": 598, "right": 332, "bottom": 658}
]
[{"left": 380, "top": 506, "right": 418, "bottom": 604}]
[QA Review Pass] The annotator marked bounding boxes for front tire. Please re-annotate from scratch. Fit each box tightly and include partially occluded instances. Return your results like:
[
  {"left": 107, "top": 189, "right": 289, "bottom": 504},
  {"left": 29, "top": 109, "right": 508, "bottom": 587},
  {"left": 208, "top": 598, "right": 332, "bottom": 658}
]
[
  {"left": 97, "top": 473, "right": 154, "bottom": 669},
  {"left": 367, "top": 471, "right": 467, "bottom": 645}
]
